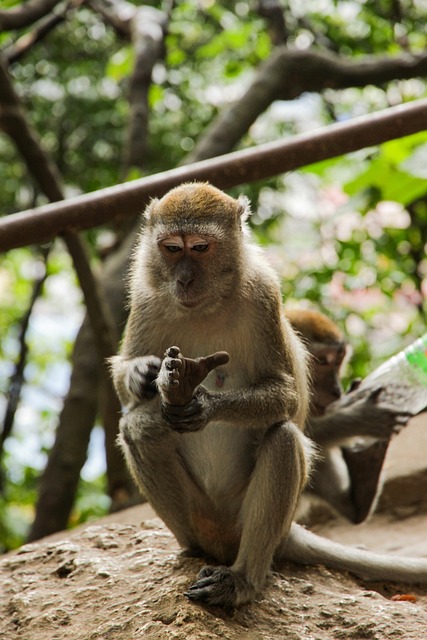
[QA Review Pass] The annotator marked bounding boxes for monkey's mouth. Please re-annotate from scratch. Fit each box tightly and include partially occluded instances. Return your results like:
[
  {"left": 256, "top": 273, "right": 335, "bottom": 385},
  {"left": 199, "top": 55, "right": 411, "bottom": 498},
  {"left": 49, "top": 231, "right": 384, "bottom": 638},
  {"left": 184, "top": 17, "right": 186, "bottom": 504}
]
[{"left": 176, "top": 293, "right": 206, "bottom": 309}]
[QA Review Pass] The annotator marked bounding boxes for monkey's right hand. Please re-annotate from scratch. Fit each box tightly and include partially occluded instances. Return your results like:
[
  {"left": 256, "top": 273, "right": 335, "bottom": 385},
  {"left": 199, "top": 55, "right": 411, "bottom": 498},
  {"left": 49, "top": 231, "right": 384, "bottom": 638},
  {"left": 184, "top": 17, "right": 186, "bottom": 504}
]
[
  {"left": 125, "top": 355, "right": 162, "bottom": 403},
  {"left": 157, "top": 346, "right": 229, "bottom": 432},
  {"left": 328, "top": 384, "right": 412, "bottom": 439}
]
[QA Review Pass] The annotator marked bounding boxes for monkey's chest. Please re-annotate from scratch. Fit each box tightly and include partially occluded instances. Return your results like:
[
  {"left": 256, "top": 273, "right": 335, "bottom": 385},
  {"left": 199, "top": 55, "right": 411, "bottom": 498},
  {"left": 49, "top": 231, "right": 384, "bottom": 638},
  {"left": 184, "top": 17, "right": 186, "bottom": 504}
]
[
  {"left": 213, "top": 369, "right": 226, "bottom": 388},
  {"left": 204, "top": 366, "right": 245, "bottom": 392}
]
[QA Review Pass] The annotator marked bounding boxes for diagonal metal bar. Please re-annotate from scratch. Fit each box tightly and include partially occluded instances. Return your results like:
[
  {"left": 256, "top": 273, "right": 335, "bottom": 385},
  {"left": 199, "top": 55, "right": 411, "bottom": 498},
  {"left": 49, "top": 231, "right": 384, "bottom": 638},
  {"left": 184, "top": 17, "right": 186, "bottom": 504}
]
[{"left": 1, "top": 98, "right": 426, "bottom": 252}]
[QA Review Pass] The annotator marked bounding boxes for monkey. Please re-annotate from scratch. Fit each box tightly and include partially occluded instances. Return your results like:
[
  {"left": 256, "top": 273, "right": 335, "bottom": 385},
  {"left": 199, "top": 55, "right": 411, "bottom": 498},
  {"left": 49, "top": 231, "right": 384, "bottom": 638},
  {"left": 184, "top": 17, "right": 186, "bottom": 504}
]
[
  {"left": 111, "top": 182, "right": 427, "bottom": 609},
  {"left": 285, "top": 308, "right": 411, "bottom": 524}
]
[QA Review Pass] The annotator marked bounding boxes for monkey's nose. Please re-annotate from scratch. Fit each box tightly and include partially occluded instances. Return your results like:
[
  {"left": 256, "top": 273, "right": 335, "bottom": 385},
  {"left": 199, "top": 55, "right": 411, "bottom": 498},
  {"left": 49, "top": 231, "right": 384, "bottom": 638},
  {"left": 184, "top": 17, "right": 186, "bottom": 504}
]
[{"left": 177, "top": 277, "right": 194, "bottom": 290}]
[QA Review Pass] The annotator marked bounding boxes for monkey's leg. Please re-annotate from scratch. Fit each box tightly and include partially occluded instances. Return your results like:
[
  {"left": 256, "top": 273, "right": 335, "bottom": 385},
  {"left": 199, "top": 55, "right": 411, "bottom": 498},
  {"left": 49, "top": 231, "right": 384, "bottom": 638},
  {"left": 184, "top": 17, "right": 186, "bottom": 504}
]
[
  {"left": 341, "top": 439, "right": 390, "bottom": 523},
  {"left": 309, "top": 447, "right": 357, "bottom": 521},
  {"left": 185, "top": 422, "right": 311, "bottom": 608},
  {"left": 119, "top": 404, "right": 210, "bottom": 551}
]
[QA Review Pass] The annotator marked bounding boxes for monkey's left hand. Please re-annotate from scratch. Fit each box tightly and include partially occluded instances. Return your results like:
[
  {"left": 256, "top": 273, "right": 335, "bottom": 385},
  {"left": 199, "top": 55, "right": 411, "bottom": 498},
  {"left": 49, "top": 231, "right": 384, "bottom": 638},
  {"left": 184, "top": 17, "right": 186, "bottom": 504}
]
[
  {"left": 161, "top": 395, "right": 209, "bottom": 432},
  {"left": 157, "top": 346, "right": 229, "bottom": 432}
]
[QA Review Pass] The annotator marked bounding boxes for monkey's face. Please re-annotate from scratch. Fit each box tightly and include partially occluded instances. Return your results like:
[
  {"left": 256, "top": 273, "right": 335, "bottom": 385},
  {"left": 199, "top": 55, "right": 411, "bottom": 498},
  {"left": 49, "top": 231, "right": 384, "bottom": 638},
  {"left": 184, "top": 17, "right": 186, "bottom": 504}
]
[
  {"left": 157, "top": 233, "right": 214, "bottom": 308},
  {"left": 149, "top": 230, "right": 238, "bottom": 312},
  {"left": 140, "top": 183, "right": 250, "bottom": 313},
  {"left": 309, "top": 344, "right": 346, "bottom": 416}
]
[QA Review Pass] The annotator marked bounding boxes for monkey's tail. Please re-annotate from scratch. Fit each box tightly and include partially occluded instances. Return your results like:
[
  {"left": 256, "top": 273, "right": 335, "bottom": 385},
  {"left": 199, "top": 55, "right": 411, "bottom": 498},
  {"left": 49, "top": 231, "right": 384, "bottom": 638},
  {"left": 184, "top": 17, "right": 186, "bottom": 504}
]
[{"left": 283, "top": 523, "right": 427, "bottom": 583}]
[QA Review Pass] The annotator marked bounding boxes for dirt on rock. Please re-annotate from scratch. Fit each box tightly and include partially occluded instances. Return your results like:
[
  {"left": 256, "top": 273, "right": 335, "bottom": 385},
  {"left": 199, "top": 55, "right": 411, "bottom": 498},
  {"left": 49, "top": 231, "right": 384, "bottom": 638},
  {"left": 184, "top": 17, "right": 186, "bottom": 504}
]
[{"left": 1, "top": 414, "right": 427, "bottom": 640}]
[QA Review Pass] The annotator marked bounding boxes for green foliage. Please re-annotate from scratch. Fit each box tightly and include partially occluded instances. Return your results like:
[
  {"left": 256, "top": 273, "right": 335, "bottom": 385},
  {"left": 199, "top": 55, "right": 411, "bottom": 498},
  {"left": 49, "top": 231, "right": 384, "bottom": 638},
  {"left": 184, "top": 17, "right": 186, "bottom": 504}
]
[
  {"left": 0, "top": 462, "right": 109, "bottom": 551},
  {"left": 0, "top": 462, "right": 38, "bottom": 552},
  {"left": 106, "top": 46, "right": 135, "bottom": 81},
  {"left": 345, "top": 133, "right": 427, "bottom": 204},
  {"left": 8, "top": 8, "right": 125, "bottom": 203},
  {"left": 71, "top": 475, "right": 111, "bottom": 529}
]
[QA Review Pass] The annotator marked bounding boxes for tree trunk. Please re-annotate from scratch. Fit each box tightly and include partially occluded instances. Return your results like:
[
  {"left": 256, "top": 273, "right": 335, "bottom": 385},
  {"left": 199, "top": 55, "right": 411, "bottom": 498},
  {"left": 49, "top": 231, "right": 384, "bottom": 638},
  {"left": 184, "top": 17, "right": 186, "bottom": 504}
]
[
  {"left": 28, "top": 231, "right": 139, "bottom": 540},
  {"left": 27, "top": 315, "right": 99, "bottom": 541}
]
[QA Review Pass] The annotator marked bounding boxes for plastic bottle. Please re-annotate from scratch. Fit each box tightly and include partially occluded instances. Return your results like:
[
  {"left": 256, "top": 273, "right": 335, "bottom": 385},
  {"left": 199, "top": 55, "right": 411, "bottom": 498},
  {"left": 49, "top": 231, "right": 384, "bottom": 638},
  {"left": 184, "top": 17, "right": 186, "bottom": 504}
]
[{"left": 358, "top": 333, "right": 427, "bottom": 415}]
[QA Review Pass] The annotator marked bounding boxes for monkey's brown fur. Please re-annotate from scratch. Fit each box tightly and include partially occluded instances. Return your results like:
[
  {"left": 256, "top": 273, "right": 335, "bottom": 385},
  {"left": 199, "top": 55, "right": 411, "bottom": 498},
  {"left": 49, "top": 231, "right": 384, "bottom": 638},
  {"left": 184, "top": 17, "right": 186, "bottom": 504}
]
[
  {"left": 111, "top": 183, "right": 427, "bottom": 609},
  {"left": 288, "top": 308, "right": 411, "bottom": 524}
]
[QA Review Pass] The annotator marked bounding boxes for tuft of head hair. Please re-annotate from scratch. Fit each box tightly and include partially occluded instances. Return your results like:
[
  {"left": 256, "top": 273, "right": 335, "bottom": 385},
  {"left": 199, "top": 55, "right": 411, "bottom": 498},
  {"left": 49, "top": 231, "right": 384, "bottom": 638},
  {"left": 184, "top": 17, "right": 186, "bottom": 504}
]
[
  {"left": 144, "top": 182, "right": 250, "bottom": 232},
  {"left": 286, "top": 309, "right": 344, "bottom": 345}
]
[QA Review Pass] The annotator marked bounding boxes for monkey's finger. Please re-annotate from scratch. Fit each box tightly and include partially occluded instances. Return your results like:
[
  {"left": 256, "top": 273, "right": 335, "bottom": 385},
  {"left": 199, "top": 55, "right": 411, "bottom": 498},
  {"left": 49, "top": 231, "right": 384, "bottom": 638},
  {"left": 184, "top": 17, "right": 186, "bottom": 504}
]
[
  {"left": 165, "top": 346, "right": 180, "bottom": 358},
  {"left": 197, "top": 565, "right": 216, "bottom": 579},
  {"left": 201, "top": 351, "right": 230, "bottom": 373},
  {"left": 184, "top": 577, "right": 219, "bottom": 601},
  {"left": 347, "top": 378, "right": 362, "bottom": 393},
  {"left": 184, "top": 571, "right": 233, "bottom": 606},
  {"left": 186, "top": 576, "right": 218, "bottom": 591},
  {"left": 165, "top": 357, "right": 182, "bottom": 371},
  {"left": 184, "top": 587, "right": 213, "bottom": 601},
  {"left": 161, "top": 398, "right": 202, "bottom": 418},
  {"left": 367, "top": 385, "right": 384, "bottom": 402}
]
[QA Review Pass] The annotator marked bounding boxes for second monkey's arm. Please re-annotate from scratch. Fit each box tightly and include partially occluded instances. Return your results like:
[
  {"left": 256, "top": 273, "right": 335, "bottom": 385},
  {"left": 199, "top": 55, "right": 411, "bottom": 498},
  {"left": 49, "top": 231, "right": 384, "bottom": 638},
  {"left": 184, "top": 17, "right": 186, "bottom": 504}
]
[{"left": 309, "top": 386, "right": 411, "bottom": 446}]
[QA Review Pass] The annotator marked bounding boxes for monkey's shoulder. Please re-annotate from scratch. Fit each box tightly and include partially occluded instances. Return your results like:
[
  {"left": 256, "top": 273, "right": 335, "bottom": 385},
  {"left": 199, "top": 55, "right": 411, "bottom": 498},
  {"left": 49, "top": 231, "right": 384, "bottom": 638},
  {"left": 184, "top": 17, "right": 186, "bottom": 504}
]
[{"left": 240, "top": 259, "right": 281, "bottom": 311}]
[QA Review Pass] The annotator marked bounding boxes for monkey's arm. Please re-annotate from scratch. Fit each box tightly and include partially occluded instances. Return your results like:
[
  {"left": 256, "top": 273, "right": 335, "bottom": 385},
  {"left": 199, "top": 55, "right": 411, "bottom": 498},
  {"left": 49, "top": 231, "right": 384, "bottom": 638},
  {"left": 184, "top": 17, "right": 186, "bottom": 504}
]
[
  {"left": 309, "top": 386, "right": 411, "bottom": 447},
  {"left": 160, "top": 360, "right": 301, "bottom": 433},
  {"left": 201, "top": 374, "right": 300, "bottom": 427}
]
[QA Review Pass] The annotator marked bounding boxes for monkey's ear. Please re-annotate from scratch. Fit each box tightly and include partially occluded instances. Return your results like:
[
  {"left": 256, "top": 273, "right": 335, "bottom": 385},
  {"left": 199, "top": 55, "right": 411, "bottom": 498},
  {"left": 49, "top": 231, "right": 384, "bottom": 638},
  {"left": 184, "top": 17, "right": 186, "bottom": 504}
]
[
  {"left": 237, "top": 194, "right": 251, "bottom": 224},
  {"left": 144, "top": 198, "right": 160, "bottom": 221}
]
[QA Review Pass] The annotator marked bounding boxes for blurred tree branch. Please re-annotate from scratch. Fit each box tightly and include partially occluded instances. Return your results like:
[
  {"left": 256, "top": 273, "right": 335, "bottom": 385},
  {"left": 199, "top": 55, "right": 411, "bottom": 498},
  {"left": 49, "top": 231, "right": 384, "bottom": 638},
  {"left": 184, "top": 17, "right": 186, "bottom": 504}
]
[
  {"left": 0, "top": 53, "right": 131, "bottom": 533},
  {"left": 4, "top": 1, "right": 73, "bottom": 64},
  {"left": 186, "top": 47, "right": 427, "bottom": 162},
  {"left": 0, "top": 249, "right": 48, "bottom": 484},
  {"left": 0, "top": 0, "right": 62, "bottom": 31}
]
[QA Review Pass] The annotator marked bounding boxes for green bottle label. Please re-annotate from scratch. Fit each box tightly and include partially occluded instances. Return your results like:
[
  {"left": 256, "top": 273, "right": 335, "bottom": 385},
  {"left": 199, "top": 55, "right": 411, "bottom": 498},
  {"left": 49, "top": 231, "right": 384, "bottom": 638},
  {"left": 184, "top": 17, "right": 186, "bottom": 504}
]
[{"left": 406, "top": 334, "right": 427, "bottom": 385}]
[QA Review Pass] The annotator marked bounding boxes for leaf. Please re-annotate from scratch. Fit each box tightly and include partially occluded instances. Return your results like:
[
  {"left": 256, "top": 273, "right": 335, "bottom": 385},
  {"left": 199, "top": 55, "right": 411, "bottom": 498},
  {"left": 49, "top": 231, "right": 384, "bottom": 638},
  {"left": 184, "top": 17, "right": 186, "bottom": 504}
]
[
  {"left": 343, "top": 134, "right": 427, "bottom": 205},
  {"left": 196, "top": 24, "right": 253, "bottom": 59},
  {"left": 401, "top": 143, "right": 427, "bottom": 179},
  {"left": 105, "top": 46, "right": 135, "bottom": 81}
]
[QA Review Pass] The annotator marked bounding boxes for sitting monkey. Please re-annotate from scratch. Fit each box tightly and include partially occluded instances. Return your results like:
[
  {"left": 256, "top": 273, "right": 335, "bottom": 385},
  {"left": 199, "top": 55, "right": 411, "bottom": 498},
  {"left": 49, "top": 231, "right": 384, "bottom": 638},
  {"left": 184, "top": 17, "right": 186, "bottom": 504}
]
[
  {"left": 111, "top": 183, "right": 427, "bottom": 609},
  {"left": 286, "top": 308, "right": 411, "bottom": 524}
]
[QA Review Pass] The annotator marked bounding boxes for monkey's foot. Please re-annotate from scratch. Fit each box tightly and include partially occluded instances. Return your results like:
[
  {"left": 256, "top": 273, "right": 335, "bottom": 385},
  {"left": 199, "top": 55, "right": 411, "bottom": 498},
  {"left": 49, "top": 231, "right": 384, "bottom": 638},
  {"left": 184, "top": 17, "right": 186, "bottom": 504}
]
[
  {"left": 184, "top": 565, "right": 255, "bottom": 608},
  {"left": 157, "top": 346, "right": 229, "bottom": 407}
]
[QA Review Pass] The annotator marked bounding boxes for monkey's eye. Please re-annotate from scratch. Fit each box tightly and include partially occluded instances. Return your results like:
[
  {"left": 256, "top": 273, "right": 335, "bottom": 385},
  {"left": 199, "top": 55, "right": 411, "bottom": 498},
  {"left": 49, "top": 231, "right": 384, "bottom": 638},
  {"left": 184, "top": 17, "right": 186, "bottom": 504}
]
[
  {"left": 164, "top": 244, "right": 182, "bottom": 253},
  {"left": 315, "top": 356, "right": 328, "bottom": 365},
  {"left": 192, "top": 243, "right": 209, "bottom": 253}
]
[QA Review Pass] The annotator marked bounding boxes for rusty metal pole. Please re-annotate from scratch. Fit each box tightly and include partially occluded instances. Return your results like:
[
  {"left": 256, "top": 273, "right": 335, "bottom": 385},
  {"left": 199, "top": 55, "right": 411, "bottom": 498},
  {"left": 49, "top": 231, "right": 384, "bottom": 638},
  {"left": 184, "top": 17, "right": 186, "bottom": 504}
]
[{"left": 1, "top": 98, "right": 426, "bottom": 252}]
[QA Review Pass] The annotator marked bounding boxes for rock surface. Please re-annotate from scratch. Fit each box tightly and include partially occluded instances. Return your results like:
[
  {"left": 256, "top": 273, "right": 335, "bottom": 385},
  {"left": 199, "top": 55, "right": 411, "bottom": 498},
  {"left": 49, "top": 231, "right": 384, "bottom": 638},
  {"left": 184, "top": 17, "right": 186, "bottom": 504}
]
[{"left": 1, "top": 414, "right": 427, "bottom": 640}]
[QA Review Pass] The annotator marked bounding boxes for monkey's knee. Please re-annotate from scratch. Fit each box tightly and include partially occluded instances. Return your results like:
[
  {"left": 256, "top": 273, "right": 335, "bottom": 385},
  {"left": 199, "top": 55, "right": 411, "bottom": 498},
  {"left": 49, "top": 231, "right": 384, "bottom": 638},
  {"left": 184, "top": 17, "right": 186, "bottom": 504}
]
[
  {"left": 118, "top": 407, "right": 171, "bottom": 466},
  {"left": 119, "top": 405, "right": 169, "bottom": 449},
  {"left": 266, "top": 422, "right": 314, "bottom": 489},
  {"left": 119, "top": 409, "right": 174, "bottom": 493}
]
